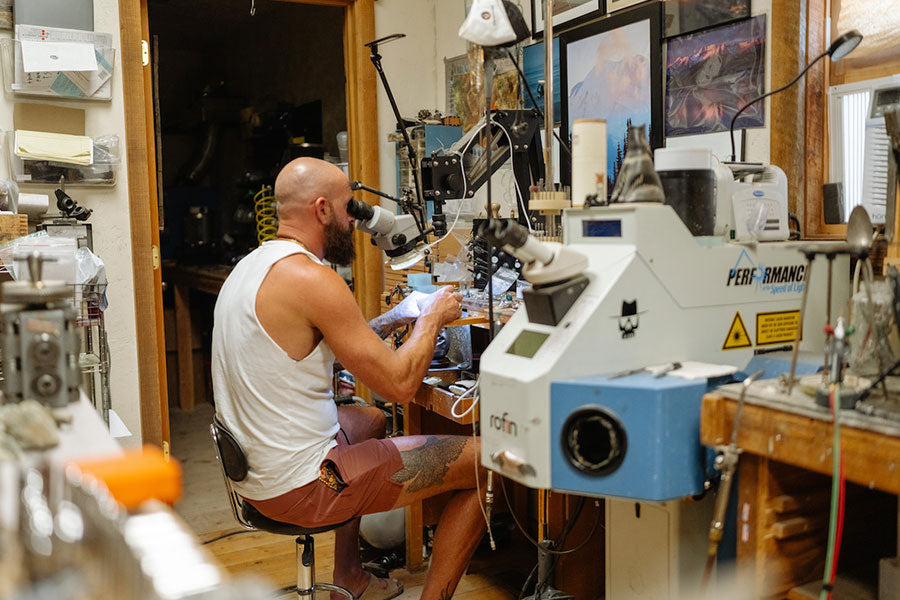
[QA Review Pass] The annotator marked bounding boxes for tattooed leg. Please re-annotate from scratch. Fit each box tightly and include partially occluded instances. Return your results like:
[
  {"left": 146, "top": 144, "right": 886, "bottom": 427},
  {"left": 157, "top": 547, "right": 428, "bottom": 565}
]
[
  {"left": 391, "top": 436, "right": 468, "bottom": 492},
  {"left": 386, "top": 435, "right": 487, "bottom": 600}
]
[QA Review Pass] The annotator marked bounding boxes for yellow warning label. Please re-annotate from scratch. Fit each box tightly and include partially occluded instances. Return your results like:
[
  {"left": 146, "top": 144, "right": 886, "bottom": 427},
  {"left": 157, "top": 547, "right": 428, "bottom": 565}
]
[
  {"left": 756, "top": 310, "right": 801, "bottom": 346},
  {"left": 722, "top": 312, "right": 752, "bottom": 350}
]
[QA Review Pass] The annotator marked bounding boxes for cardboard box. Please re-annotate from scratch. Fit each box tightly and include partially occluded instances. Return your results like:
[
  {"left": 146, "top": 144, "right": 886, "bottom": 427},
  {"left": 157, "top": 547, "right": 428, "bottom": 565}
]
[{"left": 0, "top": 213, "right": 28, "bottom": 244}]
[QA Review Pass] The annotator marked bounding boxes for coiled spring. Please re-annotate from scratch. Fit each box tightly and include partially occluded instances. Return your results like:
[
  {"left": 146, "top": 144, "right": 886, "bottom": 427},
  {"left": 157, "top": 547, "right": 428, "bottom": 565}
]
[{"left": 254, "top": 185, "right": 277, "bottom": 244}]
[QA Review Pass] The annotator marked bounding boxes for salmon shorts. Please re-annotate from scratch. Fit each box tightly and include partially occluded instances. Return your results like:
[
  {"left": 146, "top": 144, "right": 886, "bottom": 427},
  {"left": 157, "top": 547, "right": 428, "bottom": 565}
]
[{"left": 246, "top": 435, "right": 404, "bottom": 528}]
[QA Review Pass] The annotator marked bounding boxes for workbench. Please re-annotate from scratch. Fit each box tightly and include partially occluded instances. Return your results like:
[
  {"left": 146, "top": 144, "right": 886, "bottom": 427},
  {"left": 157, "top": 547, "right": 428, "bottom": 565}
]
[
  {"left": 701, "top": 383, "right": 900, "bottom": 598},
  {"left": 162, "top": 262, "right": 233, "bottom": 411}
]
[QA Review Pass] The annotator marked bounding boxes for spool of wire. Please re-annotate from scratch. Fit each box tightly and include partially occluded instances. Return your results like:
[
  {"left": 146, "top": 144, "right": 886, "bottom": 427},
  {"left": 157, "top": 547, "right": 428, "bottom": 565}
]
[{"left": 254, "top": 185, "right": 277, "bottom": 244}]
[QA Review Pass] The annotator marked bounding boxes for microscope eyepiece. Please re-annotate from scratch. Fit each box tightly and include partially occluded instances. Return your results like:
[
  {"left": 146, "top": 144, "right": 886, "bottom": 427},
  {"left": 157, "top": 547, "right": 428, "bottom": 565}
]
[
  {"left": 347, "top": 198, "right": 375, "bottom": 221},
  {"left": 477, "top": 219, "right": 529, "bottom": 249}
]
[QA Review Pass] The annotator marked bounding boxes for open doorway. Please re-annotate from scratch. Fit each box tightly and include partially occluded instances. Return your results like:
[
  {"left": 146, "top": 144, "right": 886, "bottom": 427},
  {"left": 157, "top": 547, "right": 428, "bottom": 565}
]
[{"left": 149, "top": 0, "right": 348, "bottom": 416}]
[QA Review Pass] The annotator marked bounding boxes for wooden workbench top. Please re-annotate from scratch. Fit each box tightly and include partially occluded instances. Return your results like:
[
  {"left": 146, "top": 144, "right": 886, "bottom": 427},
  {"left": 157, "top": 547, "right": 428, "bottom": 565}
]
[{"left": 701, "top": 386, "right": 900, "bottom": 495}]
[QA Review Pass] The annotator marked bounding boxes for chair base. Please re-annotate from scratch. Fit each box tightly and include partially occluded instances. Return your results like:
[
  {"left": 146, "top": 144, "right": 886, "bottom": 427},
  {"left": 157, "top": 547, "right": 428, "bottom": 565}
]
[{"left": 278, "top": 582, "right": 356, "bottom": 599}]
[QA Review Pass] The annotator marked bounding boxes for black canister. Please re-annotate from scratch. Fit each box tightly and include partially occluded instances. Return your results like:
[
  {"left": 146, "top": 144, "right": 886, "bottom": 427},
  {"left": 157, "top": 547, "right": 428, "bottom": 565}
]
[{"left": 658, "top": 169, "right": 718, "bottom": 236}]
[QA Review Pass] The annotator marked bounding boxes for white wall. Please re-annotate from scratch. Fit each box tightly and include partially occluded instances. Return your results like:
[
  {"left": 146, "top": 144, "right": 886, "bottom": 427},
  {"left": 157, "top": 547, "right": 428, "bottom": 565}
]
[
  {"left": 377, "top": 0, "right": 774, "bottom": 181},
  {"left": 745, "top": 0, "right": 772, "bottom": 163},
  {"left": 0, "top": 1, "right": 143, "bottom": 445},
  {"left": 374, "top": 0, "right": 440, "bottom": 198}
]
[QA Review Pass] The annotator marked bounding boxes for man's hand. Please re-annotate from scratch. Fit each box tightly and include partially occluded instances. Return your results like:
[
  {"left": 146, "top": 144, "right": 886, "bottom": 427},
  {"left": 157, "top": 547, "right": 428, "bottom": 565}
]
[
  {"left": 392, "top": 291, "right": 430, "bottom": 325},
  {"left": 417, "top": 287, "right": 462, "bottom": 327}
]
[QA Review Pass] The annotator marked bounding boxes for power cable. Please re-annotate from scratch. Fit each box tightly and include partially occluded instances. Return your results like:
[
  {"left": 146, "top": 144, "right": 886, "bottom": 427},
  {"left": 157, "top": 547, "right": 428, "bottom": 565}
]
[
  {"left": 499, "top": 477, "right": 601, "bottom": 556},
  {"left": 202, "top": 529, "right": 252, "bottom": 545}
]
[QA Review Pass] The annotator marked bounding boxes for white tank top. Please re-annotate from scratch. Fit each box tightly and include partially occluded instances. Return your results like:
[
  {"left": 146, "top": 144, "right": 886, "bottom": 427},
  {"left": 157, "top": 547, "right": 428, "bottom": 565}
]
[{"left": 211, "top": 240, "right": 339, "bottom": 500}]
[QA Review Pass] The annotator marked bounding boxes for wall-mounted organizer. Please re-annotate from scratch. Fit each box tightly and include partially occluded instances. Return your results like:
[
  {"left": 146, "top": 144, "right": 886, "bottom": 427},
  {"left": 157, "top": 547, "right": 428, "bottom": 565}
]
[
  {"left": 0, "top": 25, "right": 114, "bottom": 101},
  {"left": 5, "top": 130, "right": 119, "bottom": 186}
]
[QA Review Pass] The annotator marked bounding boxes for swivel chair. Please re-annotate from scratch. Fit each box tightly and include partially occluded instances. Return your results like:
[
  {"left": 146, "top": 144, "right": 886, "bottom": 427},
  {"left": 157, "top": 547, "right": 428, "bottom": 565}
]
[{"left": 210, "top": 417, "right": 355, "bottom": 599}]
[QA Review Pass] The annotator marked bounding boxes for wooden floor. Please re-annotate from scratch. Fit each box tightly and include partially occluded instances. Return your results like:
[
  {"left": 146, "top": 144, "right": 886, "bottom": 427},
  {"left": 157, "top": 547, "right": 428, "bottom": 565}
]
[{"left": 170, "top": 402, "right": 519, "bottom": 599}]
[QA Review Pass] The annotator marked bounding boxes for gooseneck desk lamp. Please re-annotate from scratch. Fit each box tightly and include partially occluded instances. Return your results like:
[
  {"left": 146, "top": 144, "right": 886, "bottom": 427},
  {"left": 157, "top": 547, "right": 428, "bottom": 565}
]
[{"left": 729, "top": 30, "right": 864, "bottom": 162}]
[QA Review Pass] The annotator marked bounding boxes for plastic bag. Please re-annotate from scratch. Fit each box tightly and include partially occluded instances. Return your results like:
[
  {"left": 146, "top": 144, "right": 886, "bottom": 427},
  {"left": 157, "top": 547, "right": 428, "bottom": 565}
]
[
  {"left": 0, "top": 231, "right": 76, "bottom": 283},
  {"left": 849, "top": 278, "right": 896, "bottom": 377}
]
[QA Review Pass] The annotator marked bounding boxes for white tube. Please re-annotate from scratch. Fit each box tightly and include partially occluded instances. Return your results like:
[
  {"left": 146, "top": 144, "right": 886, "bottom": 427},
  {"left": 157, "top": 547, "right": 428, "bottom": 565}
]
[{"left": 571, "top": 119, "right": 607, "bottom": 207}]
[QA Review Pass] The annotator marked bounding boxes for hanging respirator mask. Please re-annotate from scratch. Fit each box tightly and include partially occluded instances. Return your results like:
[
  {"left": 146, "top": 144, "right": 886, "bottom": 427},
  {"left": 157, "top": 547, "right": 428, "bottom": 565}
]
[{"left": 459, "top": 0, "right": 530, "bottom": 47}]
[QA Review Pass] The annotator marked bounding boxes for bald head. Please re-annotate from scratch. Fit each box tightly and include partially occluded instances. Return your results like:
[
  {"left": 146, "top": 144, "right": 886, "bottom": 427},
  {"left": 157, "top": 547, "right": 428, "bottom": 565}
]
[{"left": 274, "top": 157, "right": 350, "bottom": 220}]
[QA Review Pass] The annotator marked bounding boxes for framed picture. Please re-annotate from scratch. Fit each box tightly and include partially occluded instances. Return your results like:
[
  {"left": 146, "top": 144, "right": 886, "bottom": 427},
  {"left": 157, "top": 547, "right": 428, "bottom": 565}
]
[
  {"left": 532, "top": 0, "right": 603, "bottom": 37},
  {"left": 607, "top": 0, "right": 648, "bottom": 14},
  {"left": 491, "top": 56, "right": 521, "bottom": 111},
  {"left": 561, "top": 1, "right": 663, "bottom": 192},
  {"left": 522, "top": 38, "right": 561, "bottom": 124},
  {"left": 445, "top": 54, "right": 470, "bottom": 118},
  {"left": 663, "top": 0, "right": 749, "bottom": 38},
  {"left": 445, "top": 52, "right": 520, "bottom": 131},
  {"left": 665, "top": 14, "right": 766, "bottom": 137}
]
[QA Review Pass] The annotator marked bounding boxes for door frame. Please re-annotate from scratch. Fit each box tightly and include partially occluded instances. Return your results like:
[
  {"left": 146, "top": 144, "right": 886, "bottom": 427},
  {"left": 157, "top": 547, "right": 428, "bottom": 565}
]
[{"left": 119, "top": 0, "right": 382, "bottom": 444}]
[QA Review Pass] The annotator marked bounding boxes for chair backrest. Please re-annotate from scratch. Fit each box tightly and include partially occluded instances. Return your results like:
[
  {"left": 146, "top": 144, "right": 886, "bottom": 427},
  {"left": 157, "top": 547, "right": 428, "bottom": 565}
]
[
  {"left": 209, "top": 417, "right": 253, "bottom": 530},
  {"left": 211, "top": 417, "right": 249, "bottom": 482}
]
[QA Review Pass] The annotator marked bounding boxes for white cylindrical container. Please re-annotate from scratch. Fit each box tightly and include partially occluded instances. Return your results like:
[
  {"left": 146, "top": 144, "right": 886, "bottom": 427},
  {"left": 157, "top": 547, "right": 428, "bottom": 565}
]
[{"left": 571, "top": 119, "right": 607, "bottom": 208}]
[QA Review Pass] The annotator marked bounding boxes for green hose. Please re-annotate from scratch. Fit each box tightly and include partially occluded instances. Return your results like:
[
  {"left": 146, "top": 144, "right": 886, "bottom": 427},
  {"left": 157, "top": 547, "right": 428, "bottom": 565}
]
[{"left": 819, "top": 384, "right": 841, "bottom": 600}]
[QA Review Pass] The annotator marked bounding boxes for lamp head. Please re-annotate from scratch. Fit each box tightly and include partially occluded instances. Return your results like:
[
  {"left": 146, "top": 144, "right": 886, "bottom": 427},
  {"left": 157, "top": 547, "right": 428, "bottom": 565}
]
[{"left": 828, "top": 30, "right": 863, "bottom": 61}]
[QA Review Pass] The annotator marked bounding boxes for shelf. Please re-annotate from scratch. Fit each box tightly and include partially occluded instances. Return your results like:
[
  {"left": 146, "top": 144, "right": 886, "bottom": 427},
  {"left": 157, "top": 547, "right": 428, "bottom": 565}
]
[
  {"left": 0, "top": 38, "right": 114, "bottom": 102},
  {"left": 6, "top": 131, "right": 119, "bottom": 187}
]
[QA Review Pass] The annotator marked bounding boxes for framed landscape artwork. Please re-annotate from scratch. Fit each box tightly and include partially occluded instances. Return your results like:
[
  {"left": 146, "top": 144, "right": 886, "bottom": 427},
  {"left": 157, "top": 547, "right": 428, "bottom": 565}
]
[
  {"left": 561, "top": 1, "right": 663, "bottom": 192},
  {"left": 522, "top": 37, "right": 562, "bottom": 124},
  {"left": 665, "top": 14, "right": 766, "bottom": 137}
]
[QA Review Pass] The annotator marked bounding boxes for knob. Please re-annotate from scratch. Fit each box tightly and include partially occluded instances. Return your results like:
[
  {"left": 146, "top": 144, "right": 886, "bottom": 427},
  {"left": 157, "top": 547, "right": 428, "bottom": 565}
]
[
  {"left": 32, "top": 372, "right": 61, "bottom": 397},
  {"left": 30, "top": 334, "right": 59, "bottom": 365},
  {"left": 490, "top": 450, "right": 535, "bottom": 476}
]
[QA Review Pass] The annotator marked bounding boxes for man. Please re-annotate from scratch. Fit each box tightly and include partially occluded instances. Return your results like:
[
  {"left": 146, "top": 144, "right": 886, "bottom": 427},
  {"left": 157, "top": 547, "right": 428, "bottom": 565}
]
[{"left": 212, "top": 157, "right": 488, "bottom": 600}]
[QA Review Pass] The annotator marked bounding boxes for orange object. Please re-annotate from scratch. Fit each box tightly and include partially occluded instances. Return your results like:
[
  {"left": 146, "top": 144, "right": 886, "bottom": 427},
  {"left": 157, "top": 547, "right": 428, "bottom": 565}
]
[{"left": 69, "top": 445, "right": 182, "bottom": 510}]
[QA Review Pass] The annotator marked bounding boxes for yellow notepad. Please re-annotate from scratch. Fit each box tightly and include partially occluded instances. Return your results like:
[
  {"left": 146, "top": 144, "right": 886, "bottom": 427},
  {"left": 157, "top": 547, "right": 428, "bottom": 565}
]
[{"left": 14, "top": 130, "right": 93, "bottom": 165}]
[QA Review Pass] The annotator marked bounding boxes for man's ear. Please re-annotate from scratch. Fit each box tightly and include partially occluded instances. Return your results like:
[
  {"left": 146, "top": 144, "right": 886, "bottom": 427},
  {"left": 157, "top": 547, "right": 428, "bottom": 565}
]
[{"left": 313, "top": 196, "right": 330, "bottom": 225}]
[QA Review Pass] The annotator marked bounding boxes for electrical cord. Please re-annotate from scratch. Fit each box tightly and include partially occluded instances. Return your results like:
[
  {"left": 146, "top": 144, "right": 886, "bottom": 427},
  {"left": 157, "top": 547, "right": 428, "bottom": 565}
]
[
  {"left": 515, "top": 495, "right": 589, "bottom": 598},
  {"left": 470, "top": 387, "right": 496, "bottom": 551},
  {"left": 517, "top": 563, "right": 539, "bottom": 600},
  {"left": 499, "top": 476, "right": 602, "bottom": 556},
  {"left": 450, "top": 378, "right": 480, "bottom": 419},
  {"left": 202, "top": 529, "right": 252, "bottom": 545},
  {"left": 458, "top": 114, "right": 534, "bottom": 231}
]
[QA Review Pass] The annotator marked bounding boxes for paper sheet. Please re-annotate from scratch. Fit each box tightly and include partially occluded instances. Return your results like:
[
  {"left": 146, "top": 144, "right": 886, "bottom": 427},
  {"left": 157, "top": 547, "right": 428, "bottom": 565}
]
[
  {"left": 13, "top": 25, "right": 113, "bottom": 99},
  {"left": 108, "top": 409, "right": 132, "bottom": 439},
  {"left": 668, "top": 361, "right": 738, "bottom": 381},
  {"left": 20, "top": 39, "right": 97, "bottom": 72},
  {"left": 15, "top": 129, "right": 93, "bottom": 165}
]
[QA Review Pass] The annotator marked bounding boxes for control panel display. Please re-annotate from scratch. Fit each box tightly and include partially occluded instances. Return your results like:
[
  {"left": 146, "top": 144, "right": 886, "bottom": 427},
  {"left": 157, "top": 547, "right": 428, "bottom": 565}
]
[
  {"left": 506, "top": 330, "right": 550, "bottom": 358},
  {"left": 582, "top": 219, "right": 622, "bottom": 237}
]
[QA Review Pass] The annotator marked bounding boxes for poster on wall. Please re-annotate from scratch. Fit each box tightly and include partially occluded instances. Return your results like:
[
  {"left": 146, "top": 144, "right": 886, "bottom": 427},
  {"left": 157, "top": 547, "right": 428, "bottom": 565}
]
[
  {"left": 532, "top": 0, "right": 603, "bottom": 37},
  {"left": 665, "top": 14, "right": 766, "bottom": 137},
  {"left": 663, "top": 0, "right": 749, "bottom": 38},
  {"left": 446, "top": 53, "right": 520, "bottom": 131},
  {"left": 522, "top": 38, "right": 561, "bottom": 124},
  {"left": 561, "top": 2, "right": 663, "bottom": 193},
  {"left": 445, "top": 53, "right": 469, "bottom": 118}
]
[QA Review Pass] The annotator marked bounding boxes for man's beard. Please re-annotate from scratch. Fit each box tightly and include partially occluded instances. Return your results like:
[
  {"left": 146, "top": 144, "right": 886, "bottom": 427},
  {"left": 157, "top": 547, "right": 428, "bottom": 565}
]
[{"left": 323, "top": 217, "right": 356, "bottom": 266}]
